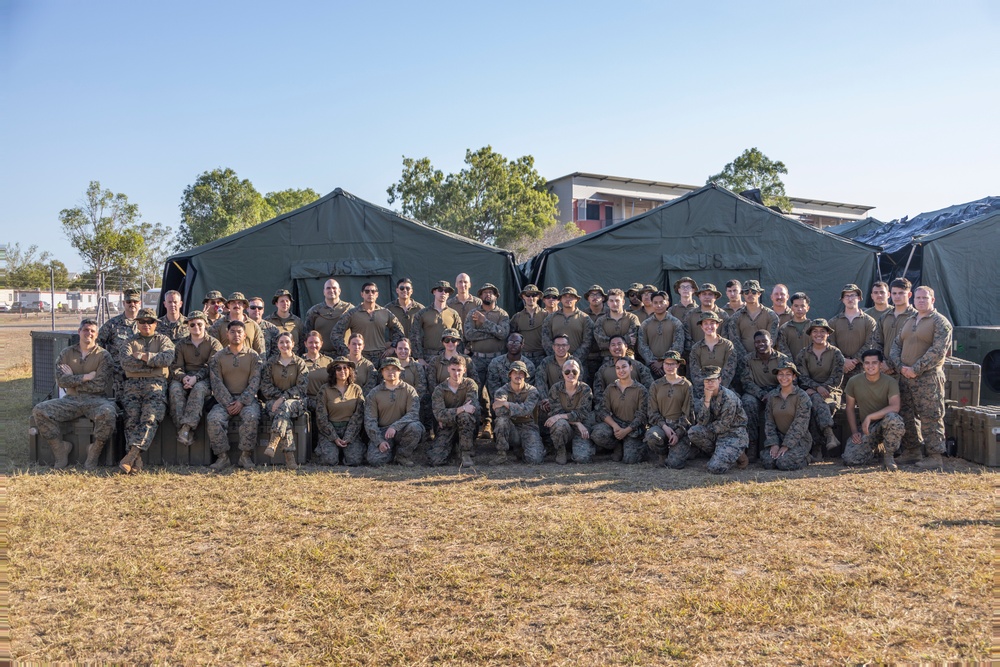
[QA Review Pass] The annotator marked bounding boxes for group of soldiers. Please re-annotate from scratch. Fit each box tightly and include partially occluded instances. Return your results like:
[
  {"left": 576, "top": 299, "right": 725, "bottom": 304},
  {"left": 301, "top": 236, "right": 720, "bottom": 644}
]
[{"left": 31, "top": 272, "right": 953, "bottom": 474}]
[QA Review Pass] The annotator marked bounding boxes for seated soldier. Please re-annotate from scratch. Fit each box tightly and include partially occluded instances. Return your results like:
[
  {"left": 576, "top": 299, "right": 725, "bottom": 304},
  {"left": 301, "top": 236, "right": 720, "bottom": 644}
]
[
  {"left": 543, "top": 358, "right": 595, "bottom": 465},
  {"left": 843, "top": 349, "right": 905, "bottom": 471},
  {"left": 430, "top": 357, "right": 482, "bottom": 467},
  {"left": 688, "top": 312, "right": 736, "bottom": 399},
  {"left": 644, "top": 351, "right": 693, "bottom": 469},
  {"left": 761, "top": 361, "right": 813, "bottom": 471},
  {"left": 302, "top": 329, "right": 335, "bottom": 412},
  {"left": 314, "top": 357, "right": 366, "bottom": 466},
  {"left": 593, "top": 335, "right": 654, "bottom": 407},
  {"left": 31, "top": 318, "right": 116, "bottom": 469},
  {"left": 591, "top": 357, "right": 649, "bottom": 464},
  {"left": 424, "top": 328, "right": 475, "bottom": 435},
  {"left": 364, "top": 357, "right": 424, "bottom": 467},
  {"left": 206, "top": 320, "right": 263, "bottom": 472},
  {"left": 737, "top": 330, "right": 789, "bottom": 460},
  {"left": 169, "top": 310, "right": 223, "bottom": 448},
  {"left": 393, "top": 338, "right": 428, "bottom": 428},
  {"left": 491, "top": 361, "right": 543, "bottom": 465},
  {"left": 688, "top": 366, "right": 750, "bottom": 474},
  {"left": 119, "top": 308, "right": 176, "bottom": 474},
  {"left": 794, "top": 318, "right": 845, "bottom": 461},
  {"left": 260, "top": 332, "right": 308, "bottom": 469},
  {"left": 486, "top": 333, "right": 536, "bottom": 399}
]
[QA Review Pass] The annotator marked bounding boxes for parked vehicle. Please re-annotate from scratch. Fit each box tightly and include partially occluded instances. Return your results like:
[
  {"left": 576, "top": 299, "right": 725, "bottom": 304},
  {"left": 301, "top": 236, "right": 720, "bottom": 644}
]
[
  {"left": 0, "top": 303, "right": 10, "bottom": 312},
  {"left": 29, "top": 301, "right": 52, "bottom": 312}
]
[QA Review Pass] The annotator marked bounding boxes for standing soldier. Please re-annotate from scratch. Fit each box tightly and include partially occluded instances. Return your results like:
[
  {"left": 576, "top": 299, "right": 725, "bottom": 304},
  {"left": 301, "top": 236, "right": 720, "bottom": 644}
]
[
  {"left": 683, "top": 283, "right": 727, "bottom": 355},
  {"left": 582, "top": 285, "right": 608, "bottom": 378},
  {"left": 169, "top": 310, "right": 223, "bottom": 448},
  {"left": 486, "top": 333, "right": 535, "bottom": 399},
  {"left": 386, "top": 277, "right": 425, "bottom": 340},
  {"left": 465, "top": 283, "right": 510, "bottom": 439},
  {"left": 876, "top": 278, "right": 917, "bottom": 375},
  {"left": 668, "top": 277, "right": 698, "bottom": 322},
  {"left": 118, "top": 309, "right": 176, "bottom": 474},
  {"left": 688, "top": 312, "right": 737, "bottom": 399},
  {"left": 637, "top": 290, "right": 685, "bottom": 378},
  {"left": 31, "top": 318, "right": 116, "bottom": 469},
  {"left": 890, "top": 286, "right": 953, "bottom": 469},
  {"left": 828, "top": 284, "right": 877, "bottom": 383},
  {"left": 266, "top": 289, "right": 305, "bottom": 352},
  {"left": 305, "top": 278, "right": 354, "bottom": 355},
  {"left": 643, "top": 351, "right": 693, "bottom": 469},
  {"left": 510, "top": 284, "right": 546, "bottom": 367},
  {"left": 776, "top": 292, "right": 813, "bottom": 361},
  {"left": 541, "top": 287, "right": 594, "bottom": 363},
  {"left": 331, "top": 282, "right": 405, "bottom": 364},
  {"left": 158, "top": 289, "right": 189, "bottom": 342},
  {"left": 430, "top": 357, "right": 482, "bottom": 467},
  {"left": 688, "top": 366, "right": 750, "bottom": 474},
  {"left": 594, "top": 288, "right": 642, "bottom": 371},
  {"left": 865, "top": 281, "right": 892, "bottom": 320},
  {"left": 410, "top": 280, "right": 463, "bottom": 363},
  {"left": 541, "top": 287, "right": 561, "bottom": 315},
  {"left": 737, "top": 330, "right": 789, "bottom": 460},
  {"left": 769, "top": 284, "right": 793, "bottom": 325},
  {"left": 97, "top": 287, "right": 141, "bottom": 396},
  {"left": 364, "top": 357, "right": 424, "bottom": 467},
  {"left": 723, "top": 280, "right": 779, "bottom": 360},
  {"left": 247, "top": 295, "right": 280, "bottom": 358},
  {"left": 210, "top": 292, "right": 266, "bottom": 356},
  {"left": 722, "top": 280, "right": 745, "bottom": 318},
  {"left": 206, "top": 320, "right": 263, "bottom": 472},
  {"left": 447, "top": 273, "right": 482, "bottom": 335},
  {"left": 201, "top": 290, "right": 227, "bottom": 327}
]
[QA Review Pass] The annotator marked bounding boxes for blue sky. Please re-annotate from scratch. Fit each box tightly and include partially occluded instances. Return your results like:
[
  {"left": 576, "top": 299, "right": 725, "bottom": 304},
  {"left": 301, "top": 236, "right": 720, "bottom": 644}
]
[{"left": 2, "top": 0, "right": 998, "bottom": 272}]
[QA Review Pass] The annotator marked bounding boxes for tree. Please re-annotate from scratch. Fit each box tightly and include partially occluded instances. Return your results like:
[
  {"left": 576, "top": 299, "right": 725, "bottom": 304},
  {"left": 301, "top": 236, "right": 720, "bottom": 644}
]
[
  {"left": 266, "top": 188, "right": 321, "bottom": 216},
  {"left": 59, "top": 181, "right": 146, "bottom": 284},
  {"left": 135, "top": 222, "right": 175, "bottom": 289},
  {"left": 507, "top": 222, "right": 584, "bottom": 265},
  {"left": 176, "top": 168, "right": 272, "bottom": 250},
  {"left": 387, "top": 146, "right": 559, "bottom": 248},
  {"left": 1, "top": 243, "right": 71, "bottom": 289},
  {"left": 707, "top": 147, "right": 791, "bottom": 211}
]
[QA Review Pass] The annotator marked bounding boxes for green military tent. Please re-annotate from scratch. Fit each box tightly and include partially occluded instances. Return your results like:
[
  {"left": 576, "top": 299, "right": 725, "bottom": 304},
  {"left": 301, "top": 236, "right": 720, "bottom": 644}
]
[
  {"left": 522, "top": 184, "right": 880, "bottom": 317},
  {"left": 161, "top": 188, "right": 522, "bottom": 316}
]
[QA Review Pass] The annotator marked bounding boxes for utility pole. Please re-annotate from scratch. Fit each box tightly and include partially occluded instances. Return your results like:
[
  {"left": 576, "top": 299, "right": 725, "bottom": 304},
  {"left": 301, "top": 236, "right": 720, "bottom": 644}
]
[{"left": 50, "top": 265, "right": 55, "bottom": 331}]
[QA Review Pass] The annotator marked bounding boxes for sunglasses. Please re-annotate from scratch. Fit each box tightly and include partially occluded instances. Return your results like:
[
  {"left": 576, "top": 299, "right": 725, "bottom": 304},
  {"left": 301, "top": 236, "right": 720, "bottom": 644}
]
[
  {"left": 397, "top": 286, "right": 412, "bottom": 291},
  {"left": 443, "top": 338, "right": 460, "bottom": 344},
  {"left": 334, "top": 366, "right": 350, "bottom": 372},
  {"left": 363, "top": 289, "right": 378, "bottom": 294},
  {"left": 248, "top": 305, "right": 264, "bottom": 310},
  {"left": 562, "top": 369, "right": 578, "bottom": 376}
]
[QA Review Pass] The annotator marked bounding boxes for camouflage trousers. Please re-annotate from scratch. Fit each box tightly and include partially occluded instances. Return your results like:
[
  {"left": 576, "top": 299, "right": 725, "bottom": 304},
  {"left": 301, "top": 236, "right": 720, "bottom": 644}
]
[
  {"left": 122, "top": 377, "right": 167, "bottom": 451},
  {"left": 314, "top": 422, "right": 365, "bottom": 466},
  {"left": 32, "top": 394, "right": 117, "bottom": 446},
  {"left": 207, "top": 401, "right": 261, "bottom": 454},
  {"left": 591, "top": 423, "right": 646, "bottom": 464},
  {"left": 367, "top": 422, "right": 425, "bottom": 467},
  {"left": 898, "top": 370, "right": 946, "bottom": 455},
  {"left": 688, "top": 424, "right": 749, "bottom": 474},
  {"left": 264, "top": 397, "right": 305, "bottom": 451},
  {"left": 842, "top": 412, "right": 905, "bottom": 466},
  {"left": 549, "top": 419, "right": 594, "bottom": 463},
  {"left": 644, "top": 422, "right": 691, "bottom": 469},
  {"left": 494, "top": 416, "right": 544, "bottom": 464},
  {"left": 471, "top": 355, "right": 496, "bottom": 430},
  {"left": 740, "top": 394, "right": 767, "bottom": 456},
  {"left": 428, "top": 412, "right": 478, "bottom": 465},
  {"left": 168, "top": 380, "right": 212, "bottom": 430},
  {"left": 807, "top": 393, "right": 837, "bottom": 431},
  {"left": 759, "top": 431, "right": 811, "bottom": 471}
]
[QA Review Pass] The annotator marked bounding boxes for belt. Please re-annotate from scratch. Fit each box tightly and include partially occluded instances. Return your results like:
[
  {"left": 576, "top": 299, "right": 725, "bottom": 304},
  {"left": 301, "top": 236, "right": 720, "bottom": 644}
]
[{"left": 471, "top": 351, "right": 502, "bottom": 359}]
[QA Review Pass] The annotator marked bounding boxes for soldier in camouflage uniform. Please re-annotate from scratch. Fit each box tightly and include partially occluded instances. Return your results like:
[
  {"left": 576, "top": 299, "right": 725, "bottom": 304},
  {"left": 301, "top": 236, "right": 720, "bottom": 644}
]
[
  {"left": 737, "top": 330, "right": 789, "bottom": 460},
  {"left": 889, "top": 286, "right": 953, "bottom": 469},
  {"left": 543, "top": 358, "right": 595, "bottom": 464},
  {"left": 688, "top": 312, "right": 737, "bottom": 399},
  {"left": 201, "top": 290, "right": 227, "bottom": 327},
  {"left": 247, "top": 295, "right": 280, "bottom": 358},
  {"left": 486, "top": 333, "right": 536, "bottom": 398},
  {"left": 688, "top": 366, "right": 750, "bottom": 474},
  {"left": 794, "top": 318, "right": 845, "bottom": 460},
  {"left": 541, "top": 287, "right": 594, "bottom": 363},
  {"left": 510, "top": 284, "right": 546, "bottom": 367},
  {"left": 410, "top": 280, "right": 463, "bottom": 362},
  {"left": 591, "top": 357, "right": 649, "bottom": 464},
  {"left": 207, "top": 320, "right": 263, "bottom": 471},
  {"left": 722, "top": 280, "right": 779, "bottom": 360},
  {"left": 592, "top": 335, "right": 654, "bottom": 407},
  {"left": 491, "top": 360, "right": 543, "bottom": 465},
  {"left": 31, "top": 318, "right": 117, "bottom": 469},
  {"left": 118, "top": 309, "right": 176, "bottom": 473},
  {"left": 843, "top": 350, "right": 905, "bottom": 470},
  {"left": 430, "top": 357, "right": 482, "bottom": 467},
  {"left": 828, "top": 284, "right": 878, "bottom": 383},
  {"left": 593, "top": 288, "right": 641, "bottom": 365},
  {"left": 158, "top": 289, "right": 189, "bottom": 342},
  {"left": 210, "top": 292, "right": 266, "bottom": 356},
  {"left": 386, "top": 277, "right": 425, "bottom": 339},
  {"left": 644, "top": 351, "right": 693, "bottom": 469},
  {"left": 315, "top": 357, "right": 366, "bottom": 466},
  {"left": 761, "top": 361, "right": 812, "bottom": 470},
  {"left": 305, "top": 279, "right": 354, "bottom": 356},
  {"left": 260, "top": 332, "right": 308, "bottom": 468},
  {"left": 266, "top": 289, "right": 305, "bottom": 353},
  {"left": 364, "top": 357, "right": 424, "bottom": 467},
  {"left": 168, "top": 310, "right": 222, "bottom": 447},
  {"left": 97, "top": 287, "right": 141, "bottom": 397}
]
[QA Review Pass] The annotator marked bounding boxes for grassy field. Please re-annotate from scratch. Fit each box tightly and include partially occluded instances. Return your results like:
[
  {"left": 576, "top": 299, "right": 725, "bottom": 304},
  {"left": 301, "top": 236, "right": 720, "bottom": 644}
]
[{"left": 3, "top": 314, "right": 995, "bottom": 665}]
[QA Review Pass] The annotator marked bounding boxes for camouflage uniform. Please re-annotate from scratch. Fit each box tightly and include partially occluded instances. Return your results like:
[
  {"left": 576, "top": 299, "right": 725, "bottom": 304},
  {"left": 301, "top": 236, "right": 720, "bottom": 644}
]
[
  {"left": 265, "top": 313, "right": 305, "bottom": 353},
  {"left": 547, "top": 381, "right": 595, "bottom": 463},
  {"left": 409, "top": 305, "right": 463, "bottom": 361},
  {"left": 493, "top": 381, "right": 544, "bottom": 463},
  {"left": 828, "top": 311, "right": 878, "bottom": 382},
  {"left": 168, "top": 334, "right": 223, "bottom": 430},
  {"left": 157, "top": 314, "right": 189, "bottom": 342},
  {"left": 644, "top": 376, "right": 693, "bottom": 469},
  {"left": 510, "top": 306, "right": 546, "bottom": 366},
  {"left": 331, "top": 304, "right": 405, "bottom": 361},
  {"left": 304, "top": 300, "right": 354, "bottom": 355},
  {"left": 486, "top": 355, "right": 536, "bottom": 399},
  {"left": 637, "top": 312, "right": 685, "bottom": 366},
  {"left": 688, "top": 386, "right": 749, "bottom": 474},
  {"left": 761, "top": 386, "right": 812, "bottom": 470},
  {"left": 723, "top": 305, "right": 780, "bottom": 360},
  {"left": 364, "top": 380, "right": 423, "bottom": 466},
  {"left": 593, "top": 311, "right": 642, "bottom": 361},
  {"left": 592, "top": 381, "right": 648, "bottom": 464},
  {"left": 97, "top": 312, "right": 138, "bottom": 395},
  {"left": 541, "top": 309, "right": 594, "bottom": 362},
  {"left": 688, "top": 337, "right": 737, "bottom": 399},
  {"left": 738, "top": 350, "right": 789, "bottom": 457},
  {"left": 315, "top": 382, "right": 366, "bottom": 466},
  {"left": 430, "top": 377, "right": 481, "bottom": 465},
  {"left": 256, "top": 318, "right": 281, "bottom": 359},
  {"left": 207, "top": 347, "right": 263, "bottom": 455},
  {"left": 795, "top": 344, "right": 846, "bottom": 439},
  {"left": 842, "top": 373, "right": 906, "bottom": 465},
  {"left": 210, "top": 316, "right": 266, "bottom": 356},
  {"left": 120, "top": 332, "right": 176, "bottom": 451},
  {"left": 387, "top": 298, "right": 425, "bottom": 339},
  {"left": 889, "top": 310, "right": 953, "bottom": 457},
  {"left": 592, "top": 357, "right": 654, "bottom": 407},
  {"left": 260, "top": 354, "right": 309, "bottom": 451},
  {"left": 32, "top": 344, "right": 117, "bottom": 452}
]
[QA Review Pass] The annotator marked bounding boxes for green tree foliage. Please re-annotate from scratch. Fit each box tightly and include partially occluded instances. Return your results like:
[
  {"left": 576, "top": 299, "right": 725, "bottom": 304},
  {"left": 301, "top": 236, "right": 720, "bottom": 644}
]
[
  {"left": 387, "top": 146, "right": 559, "bottom": 248},
  {"left": 135, "top": 222, "right": 175, "bottom": 289},
  {"left": 176, "top": 168, "right": 272, "bottom": 250},
  {"left": 1, "top": 243, "right": 70, "bottom": 289},
  {"left": 59, "top": 181, "right": 146, "bottom": 282},
  {"left": 266, "top": 188, "right": 321, "bottom": 216},
  {"left": 707, "top": 147, "right": 792, "bottom": 211}
]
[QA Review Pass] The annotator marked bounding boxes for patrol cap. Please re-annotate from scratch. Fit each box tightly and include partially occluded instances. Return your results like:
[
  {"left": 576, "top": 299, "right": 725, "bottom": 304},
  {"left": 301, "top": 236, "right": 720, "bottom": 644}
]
[
  {"left": 124, "top": 288, "right": 141, "bottom": 302},
  {"left": 560, "top": 286, "right": 581, "bottom": 299},
  {"left": 626, "top": 282, "right": 645, "bottom": 294},
  {"left": 203, "top": 290, "right": 225, "bottom": 303},
  {"left": 697, "top": 283, "right": 722, "bottom": 299},
  {"left": 661, "top": 350, "right": 685, "bottom": 365},
  {"left": 432, "top": 280, "right": 455, "bottom": 294},
  {"left": 328, "top": 356, "right": 356, "bottom": 369},
  {"left": 542, "top": 287, "right": 560, "bottom": 299},
  {"left": 840, "top": 283, "right": 863, "bottom": 298},
  {"left": 441, "top": 328, "right": 462, "bottom": 342},
  {"left": 272, "top": 289, "right": 293, "bottom": 304},
  {"left": 742, "top": 280, "right": 764, "bottom": 293},
  {"left": 136, "top": 308, "right": 158, "bottom": 322},
  {"left": 380, "top": 356, "right": 404, "bottom": 371},
  {"left": 772, "top": 360, "right": 800, "bottom": 376},
  {"left": 805, "top": 318, "right": 834, "bottom": 335},
  {"left": 477, "top": 283, "right": 499, "bottom": 298},
  {"left": 698, "top": 311, "right": 724, "bottom": 324},
  {"left": 226, "top": 291, "right": 250, "bottom": 307},
  {"left": 640, "top": 284, "right": 657, "bottom": 295},
  {"left": 673, "top": 276, "right": 697, "bottom": 293},
  {"left": 520, "top": 284, "right": 542, "bottom": 296},
  {"left": 584, "top": 284, "right": 607, "bottom": 299},
  {"left": 508, "top": 360, "right": 530, "bottom": 376},
  {"left": 186, "top": 310, "right": 209, "bottom": 323},
  {"left": 702, "top": 366, "right": 722, "bottom": 380}
]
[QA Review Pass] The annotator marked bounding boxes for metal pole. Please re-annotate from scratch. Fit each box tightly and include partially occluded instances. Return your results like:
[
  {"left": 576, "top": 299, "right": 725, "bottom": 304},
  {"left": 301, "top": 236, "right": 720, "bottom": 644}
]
[{"left": 50, "top": 265, "right": 55, "bottom": 331}]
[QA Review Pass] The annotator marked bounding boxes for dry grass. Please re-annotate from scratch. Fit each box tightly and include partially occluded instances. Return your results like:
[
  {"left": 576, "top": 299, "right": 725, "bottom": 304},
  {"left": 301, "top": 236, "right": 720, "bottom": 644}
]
[{"left": 3, "top": 316, "right": 995, "bottom": 665}]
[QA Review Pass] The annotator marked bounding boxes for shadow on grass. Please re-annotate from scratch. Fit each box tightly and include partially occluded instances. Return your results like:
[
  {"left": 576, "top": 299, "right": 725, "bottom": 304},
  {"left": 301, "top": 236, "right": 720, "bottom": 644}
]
[{"left": 1, "top": 376, "right": 32, "bottom": 469}]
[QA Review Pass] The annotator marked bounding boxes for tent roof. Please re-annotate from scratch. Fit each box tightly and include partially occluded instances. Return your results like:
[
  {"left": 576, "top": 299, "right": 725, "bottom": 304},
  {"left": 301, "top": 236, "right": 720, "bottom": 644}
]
[{"left": 853, "top": 195, "right": 1000, "bottom": 252}]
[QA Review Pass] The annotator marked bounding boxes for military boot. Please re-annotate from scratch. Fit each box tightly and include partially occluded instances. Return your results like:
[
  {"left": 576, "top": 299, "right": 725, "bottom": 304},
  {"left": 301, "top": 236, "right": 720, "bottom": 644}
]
[
  {"left": 284, "top": 451, "right": 298, "bottom": 470},
  {"left": 611, "top": 443, "right": 624, "bottom": 462},
  {"left": 916, "top": 452, "right": 943, "bottom": 470},
  {"left": 896, "top": 448, "right": 923, "bottom": 465},
  {"left": 238, "top": 451, "right": 255, "bottom": 470},
  {"left": 264, "top": 432, "right": 282, "bottom": 458},
  {"left": 209, "top": 452, "right": 231, "bottom": 472},
  {"left": 177, "top": 426, "right": 192, "bottom": 447},
  {"left": 555, "top": 445, "right": 568, "bottom": 465},
  {"left": 461, "top": 452, "right": 474, "bottom": 467},
  {"left": 489, "top": 451, "right": 507, "bottom": 465},
  {"left": 118, "top": 446, "right": 142, "bottom": 474},
  {"left": 50, "top": 439, "right": 73, "bottom": 469},
  {"left": 882, "top": 449, "right": 898, "bottom": 472},
  {"left": 736, "top": 452, "right": 749, "bottom": 470},
  {"left": 809, "top": 443, "right": 823, "bottom": 463},
  {"left": 395, "top": 454, "right": 416, "bottom": 468},
  {"left": 84, "top": 439, "right": 106, "bottom": 470},
  {"left": 654, "top": 452, "right": 667, "bottom": 468},
  {"left": 823, "top": 427, "right": 840, "bottom": 452}
]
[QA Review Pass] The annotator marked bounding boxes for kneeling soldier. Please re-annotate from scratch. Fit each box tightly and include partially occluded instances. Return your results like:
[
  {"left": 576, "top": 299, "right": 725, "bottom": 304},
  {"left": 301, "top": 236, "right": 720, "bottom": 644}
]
[
  {"left": 843, "top": 349, "right": 905, "bottom": 471},
  {"left": 430, "top": 357, "right": 482, "bottom": 467},
  {"left": 491, "top": 361, "right": 543, "bottom": 465},
  {"left": 688, "top": 366, "right": 750, "bottom": 474},
  {"left": 644, "top": 351, "right": 693, "bottom": 468},
  {"left": 543, "top": 358, "right": 595, "bottom": 464},
  {"left": 365, "top": 356, "right": 424, "bottom": 467},
  {"left": 761, "top": 361, "right": 812, "bottom": 471}
]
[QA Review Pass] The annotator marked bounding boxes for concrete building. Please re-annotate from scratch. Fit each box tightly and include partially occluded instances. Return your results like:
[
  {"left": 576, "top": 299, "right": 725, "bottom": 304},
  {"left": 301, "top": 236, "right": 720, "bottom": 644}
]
[{"left": 547, "top": 172, "right": 875, "bottom": 233}]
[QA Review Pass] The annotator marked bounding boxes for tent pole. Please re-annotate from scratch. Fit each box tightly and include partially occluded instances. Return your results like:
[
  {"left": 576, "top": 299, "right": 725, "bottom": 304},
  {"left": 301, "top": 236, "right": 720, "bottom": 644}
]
[{"left": 901, "top": 243, "right": 919, "bottom": 280}]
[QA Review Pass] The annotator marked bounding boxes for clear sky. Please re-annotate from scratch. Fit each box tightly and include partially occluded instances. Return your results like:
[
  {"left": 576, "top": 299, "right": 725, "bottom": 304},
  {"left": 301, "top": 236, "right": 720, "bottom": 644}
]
[{"left": 2, "top": 0, "right": 997, "bottom": 272}]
